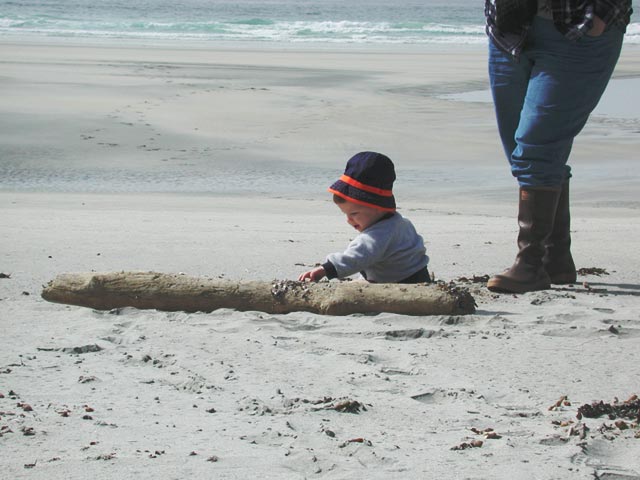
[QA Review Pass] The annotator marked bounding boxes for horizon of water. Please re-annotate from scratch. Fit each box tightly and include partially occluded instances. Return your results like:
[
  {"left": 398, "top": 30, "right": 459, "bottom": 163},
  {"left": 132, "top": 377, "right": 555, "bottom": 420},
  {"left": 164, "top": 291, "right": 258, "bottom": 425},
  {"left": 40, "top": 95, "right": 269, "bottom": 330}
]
[{"left": 2, "top": 0, "right": 638, "bottom": 46}]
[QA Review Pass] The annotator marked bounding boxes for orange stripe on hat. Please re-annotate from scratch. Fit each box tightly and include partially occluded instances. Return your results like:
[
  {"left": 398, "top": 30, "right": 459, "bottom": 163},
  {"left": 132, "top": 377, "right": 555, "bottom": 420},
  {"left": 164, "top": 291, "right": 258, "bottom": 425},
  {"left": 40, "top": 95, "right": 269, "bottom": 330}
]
[
  {"left": 328, "top": 188, "right": 396, "bottom": 212},
  {"left": 339, "top": 175, "right": 393, "bottom": 197}
]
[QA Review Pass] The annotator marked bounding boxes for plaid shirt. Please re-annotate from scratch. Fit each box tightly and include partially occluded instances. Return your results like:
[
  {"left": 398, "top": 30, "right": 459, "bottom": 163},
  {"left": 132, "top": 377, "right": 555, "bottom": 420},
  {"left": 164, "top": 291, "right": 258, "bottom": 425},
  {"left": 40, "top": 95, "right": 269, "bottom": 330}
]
[{"left": 485, "top": 0, "right": 633, "bottom": 57}]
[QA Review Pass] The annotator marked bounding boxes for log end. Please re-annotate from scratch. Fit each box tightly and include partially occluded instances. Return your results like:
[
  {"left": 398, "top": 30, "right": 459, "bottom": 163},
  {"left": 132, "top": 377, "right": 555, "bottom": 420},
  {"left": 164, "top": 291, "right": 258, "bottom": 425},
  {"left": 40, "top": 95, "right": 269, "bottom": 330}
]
[{"left": 436, "top": 281, "right": 477, "bottom": 315}]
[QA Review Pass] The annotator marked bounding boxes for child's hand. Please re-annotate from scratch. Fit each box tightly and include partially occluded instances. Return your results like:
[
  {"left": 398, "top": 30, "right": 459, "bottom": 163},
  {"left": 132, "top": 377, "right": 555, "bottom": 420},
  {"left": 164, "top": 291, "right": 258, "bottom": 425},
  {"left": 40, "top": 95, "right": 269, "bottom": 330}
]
[{"left": 298, "top": 266, "right": 326, "bottom": 282}]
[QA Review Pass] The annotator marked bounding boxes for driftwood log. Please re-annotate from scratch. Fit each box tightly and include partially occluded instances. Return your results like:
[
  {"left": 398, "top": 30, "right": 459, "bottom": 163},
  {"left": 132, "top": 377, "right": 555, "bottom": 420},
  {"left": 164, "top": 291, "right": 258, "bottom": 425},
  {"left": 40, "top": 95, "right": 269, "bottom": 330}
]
[{"left": 41, "top": 271, "right": 476, "bottom": 316}]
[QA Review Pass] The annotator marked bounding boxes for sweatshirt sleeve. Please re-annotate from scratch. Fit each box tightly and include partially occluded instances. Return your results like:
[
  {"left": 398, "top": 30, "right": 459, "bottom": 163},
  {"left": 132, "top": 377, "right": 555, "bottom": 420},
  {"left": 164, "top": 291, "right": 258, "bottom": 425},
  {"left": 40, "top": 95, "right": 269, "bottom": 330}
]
[
  {"left": 325, "top": 229, "right": 392, "bottom": 279},
  {"left": 321, "top": 260, "right": 338, "bottom": 280}
]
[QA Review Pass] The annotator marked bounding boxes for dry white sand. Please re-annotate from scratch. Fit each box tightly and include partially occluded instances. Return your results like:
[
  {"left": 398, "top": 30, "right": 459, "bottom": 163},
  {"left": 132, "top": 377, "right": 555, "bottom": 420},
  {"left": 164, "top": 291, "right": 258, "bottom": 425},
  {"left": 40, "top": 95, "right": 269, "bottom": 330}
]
[{"left": 1, "top": 39, "right": 640, "bottom": 479}]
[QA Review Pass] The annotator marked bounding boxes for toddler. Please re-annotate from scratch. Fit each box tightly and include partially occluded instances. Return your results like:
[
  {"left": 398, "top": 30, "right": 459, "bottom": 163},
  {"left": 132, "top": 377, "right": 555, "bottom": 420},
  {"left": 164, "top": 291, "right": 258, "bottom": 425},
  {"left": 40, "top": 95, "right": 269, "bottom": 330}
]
[{"left": 298, "top": 151, "right": 430, "bottom": 284}]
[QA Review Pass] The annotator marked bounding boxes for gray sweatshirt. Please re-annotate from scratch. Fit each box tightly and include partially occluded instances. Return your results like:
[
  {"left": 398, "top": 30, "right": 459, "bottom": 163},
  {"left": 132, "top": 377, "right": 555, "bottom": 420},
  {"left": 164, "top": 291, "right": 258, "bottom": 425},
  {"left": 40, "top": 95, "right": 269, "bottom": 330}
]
[{"left": 325, "top": 212, "right": 429, "bottom": 283}]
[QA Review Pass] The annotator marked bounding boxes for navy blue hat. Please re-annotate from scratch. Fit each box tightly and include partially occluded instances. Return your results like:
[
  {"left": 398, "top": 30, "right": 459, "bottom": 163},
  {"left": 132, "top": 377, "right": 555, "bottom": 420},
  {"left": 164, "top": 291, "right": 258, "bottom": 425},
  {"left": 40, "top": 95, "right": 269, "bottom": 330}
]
[{"left": 328, "top": 151, "right": 396, "bottom": 211}]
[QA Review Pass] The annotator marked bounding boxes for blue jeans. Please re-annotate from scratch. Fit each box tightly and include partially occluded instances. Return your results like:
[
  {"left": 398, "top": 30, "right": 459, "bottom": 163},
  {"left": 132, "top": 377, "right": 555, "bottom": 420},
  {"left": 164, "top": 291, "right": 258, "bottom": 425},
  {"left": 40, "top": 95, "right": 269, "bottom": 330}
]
[{"left": 488, "top": 17, "right": 624, "bottom": 187}]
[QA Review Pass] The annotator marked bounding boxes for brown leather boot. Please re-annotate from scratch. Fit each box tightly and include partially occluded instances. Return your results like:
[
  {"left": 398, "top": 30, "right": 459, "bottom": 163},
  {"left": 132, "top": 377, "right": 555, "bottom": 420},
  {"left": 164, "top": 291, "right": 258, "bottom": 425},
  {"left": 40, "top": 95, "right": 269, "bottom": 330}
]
[
  {"left": 488, "top": 186, "right": 561, "bottom": 293},
  {"left": 543, "top": 182, "right": 577, "bottom": 284}
]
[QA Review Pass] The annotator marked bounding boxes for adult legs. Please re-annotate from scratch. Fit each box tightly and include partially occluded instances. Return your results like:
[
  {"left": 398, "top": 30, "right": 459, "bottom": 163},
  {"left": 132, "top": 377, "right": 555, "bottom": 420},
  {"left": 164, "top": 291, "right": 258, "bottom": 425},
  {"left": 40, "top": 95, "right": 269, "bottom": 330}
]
[
  {"left": 487, "top": 18, "right": 624, "bottom": 292},
  {"left": 543, "top": 180, "right": 576, "bottom": 284}
]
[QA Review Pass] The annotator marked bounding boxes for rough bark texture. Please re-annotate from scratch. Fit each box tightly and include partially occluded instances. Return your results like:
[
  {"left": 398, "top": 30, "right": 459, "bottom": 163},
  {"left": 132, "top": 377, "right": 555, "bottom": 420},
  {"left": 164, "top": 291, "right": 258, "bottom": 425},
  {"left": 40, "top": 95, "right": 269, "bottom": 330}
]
[{"left": 41, "top": 271, "right": 476, "bottom": 316}]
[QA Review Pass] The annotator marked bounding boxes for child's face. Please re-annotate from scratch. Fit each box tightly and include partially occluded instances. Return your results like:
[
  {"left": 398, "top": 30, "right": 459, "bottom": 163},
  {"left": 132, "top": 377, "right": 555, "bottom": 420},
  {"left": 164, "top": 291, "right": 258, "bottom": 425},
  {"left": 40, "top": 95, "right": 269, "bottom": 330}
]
[{"left": 337, "top": 201, "right": 386, "bottom": 232}]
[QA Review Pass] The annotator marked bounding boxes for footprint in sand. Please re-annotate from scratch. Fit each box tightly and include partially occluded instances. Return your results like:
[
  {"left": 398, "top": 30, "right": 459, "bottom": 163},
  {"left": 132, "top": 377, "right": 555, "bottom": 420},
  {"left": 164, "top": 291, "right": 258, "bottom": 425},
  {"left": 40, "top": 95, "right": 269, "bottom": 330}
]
[
  {"left": 570, "top": 439, "right": 640, "bottom": 480},
  {"left": 384, "top": 328, "right": 438, "bottom": 340},
  {"left": 411, "top": 388, "right": 477, "bottom": 404}
]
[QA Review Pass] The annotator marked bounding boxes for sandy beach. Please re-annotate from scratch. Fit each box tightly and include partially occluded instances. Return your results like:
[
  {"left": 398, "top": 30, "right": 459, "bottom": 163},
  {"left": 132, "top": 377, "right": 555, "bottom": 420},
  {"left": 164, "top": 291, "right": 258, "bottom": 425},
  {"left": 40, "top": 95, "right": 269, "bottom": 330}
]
[{"left": 1, "top": 38, "right": 640, "bottom": 479}]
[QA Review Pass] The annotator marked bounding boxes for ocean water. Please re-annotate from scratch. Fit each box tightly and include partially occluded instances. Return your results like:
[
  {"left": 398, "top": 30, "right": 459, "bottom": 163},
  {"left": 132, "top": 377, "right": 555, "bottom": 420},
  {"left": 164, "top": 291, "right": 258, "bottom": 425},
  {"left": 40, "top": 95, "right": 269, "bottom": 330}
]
[
  {"left": 2, "top": 0, "right": 638, "bottom": 46},
  {"left": 0, "top": 0, "right": 507, "bottom": 45}
]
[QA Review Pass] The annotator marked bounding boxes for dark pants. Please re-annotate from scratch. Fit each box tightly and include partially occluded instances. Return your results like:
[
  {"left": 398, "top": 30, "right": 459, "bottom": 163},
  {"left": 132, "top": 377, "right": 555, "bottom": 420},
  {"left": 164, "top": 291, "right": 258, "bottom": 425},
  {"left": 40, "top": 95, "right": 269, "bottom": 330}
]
[{"left": 399, "top": 266, "right": 431, "bottom": 284}]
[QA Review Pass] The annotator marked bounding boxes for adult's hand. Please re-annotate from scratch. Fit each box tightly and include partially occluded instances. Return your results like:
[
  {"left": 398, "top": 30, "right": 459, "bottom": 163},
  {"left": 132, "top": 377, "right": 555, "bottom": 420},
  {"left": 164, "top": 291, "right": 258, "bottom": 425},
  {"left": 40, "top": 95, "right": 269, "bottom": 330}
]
[{"left": 587, "top": 16, "right": 606, "bottom": 36}]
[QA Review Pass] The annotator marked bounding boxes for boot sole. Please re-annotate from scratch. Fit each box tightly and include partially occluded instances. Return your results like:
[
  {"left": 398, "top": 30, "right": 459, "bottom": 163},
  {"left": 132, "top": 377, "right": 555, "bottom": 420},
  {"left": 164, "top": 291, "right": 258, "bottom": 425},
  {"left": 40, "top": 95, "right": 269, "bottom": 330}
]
[{"left": 487, "top": 277, "right": 551, "bottom": 294}]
